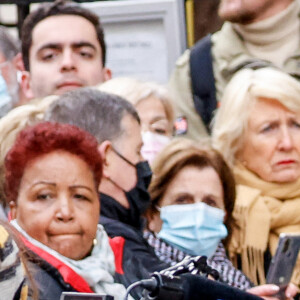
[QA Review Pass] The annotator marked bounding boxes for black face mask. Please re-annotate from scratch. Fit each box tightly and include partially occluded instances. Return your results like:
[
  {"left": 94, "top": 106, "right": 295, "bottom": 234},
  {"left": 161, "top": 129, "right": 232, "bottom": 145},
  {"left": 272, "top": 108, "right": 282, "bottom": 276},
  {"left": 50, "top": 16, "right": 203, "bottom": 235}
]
[{"left": 112, "top": 148, "right": 152, "bottom": 217}]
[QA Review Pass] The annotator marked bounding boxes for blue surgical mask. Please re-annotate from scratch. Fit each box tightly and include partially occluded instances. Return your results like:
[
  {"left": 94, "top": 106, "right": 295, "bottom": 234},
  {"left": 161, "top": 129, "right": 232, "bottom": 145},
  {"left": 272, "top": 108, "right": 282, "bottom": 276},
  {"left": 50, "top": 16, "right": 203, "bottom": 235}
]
[
  {"left": 0, "top": 71, "right": 13, "bottom": 118},
  {"left": 158, "top": 202, "right": 228, "bottom": 258}
]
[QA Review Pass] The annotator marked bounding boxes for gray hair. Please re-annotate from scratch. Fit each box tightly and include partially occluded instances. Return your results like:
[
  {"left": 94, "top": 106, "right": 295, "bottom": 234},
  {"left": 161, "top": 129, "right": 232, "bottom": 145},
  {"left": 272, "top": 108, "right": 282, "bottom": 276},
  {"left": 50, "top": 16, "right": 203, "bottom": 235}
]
[
  {"left": 44, "top": 88, "right": 140, "bottom": 143},
  {"left": 0, "top": 26, "right": 20, "bottom": 61},
  {"left": 212, "top": 67, "right": 300, "bottom": 166}
]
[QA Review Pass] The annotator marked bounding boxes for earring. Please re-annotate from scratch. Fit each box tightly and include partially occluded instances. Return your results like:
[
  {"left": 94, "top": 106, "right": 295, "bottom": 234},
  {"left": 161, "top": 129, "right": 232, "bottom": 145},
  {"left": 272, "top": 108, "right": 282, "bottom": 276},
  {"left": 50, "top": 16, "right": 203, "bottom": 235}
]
[{"left": 93, "top": 238, "right": 97, "bottom": 246}]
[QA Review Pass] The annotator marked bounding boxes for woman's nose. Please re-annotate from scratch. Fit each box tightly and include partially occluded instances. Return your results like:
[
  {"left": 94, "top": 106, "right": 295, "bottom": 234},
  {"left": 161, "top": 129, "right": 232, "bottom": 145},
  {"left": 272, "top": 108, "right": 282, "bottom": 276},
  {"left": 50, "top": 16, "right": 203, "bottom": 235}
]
[
  {"left": 55, "top": 197, "right": 74, "bottom": 222},
  {"left": 278, "top": 127, "right": 293, "bottom": 151}
]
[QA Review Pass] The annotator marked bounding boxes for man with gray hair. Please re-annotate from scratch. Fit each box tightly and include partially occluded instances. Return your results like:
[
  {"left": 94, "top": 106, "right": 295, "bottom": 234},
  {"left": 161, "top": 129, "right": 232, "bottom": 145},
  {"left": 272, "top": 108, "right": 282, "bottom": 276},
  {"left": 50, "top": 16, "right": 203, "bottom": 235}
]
[
  {"left": 44, "top": 88, "right": 168, "bottom": 297},
  {"left": 0, "top": 26, "right": 27, "bottom": 117}
]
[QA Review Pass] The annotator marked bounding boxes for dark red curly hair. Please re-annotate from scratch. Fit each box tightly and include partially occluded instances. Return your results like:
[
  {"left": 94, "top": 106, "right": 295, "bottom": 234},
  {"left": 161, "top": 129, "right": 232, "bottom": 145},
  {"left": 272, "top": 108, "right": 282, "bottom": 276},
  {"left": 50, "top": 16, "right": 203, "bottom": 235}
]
[{"left": 4, "top": 122, "right": 102, "bottom": 204}]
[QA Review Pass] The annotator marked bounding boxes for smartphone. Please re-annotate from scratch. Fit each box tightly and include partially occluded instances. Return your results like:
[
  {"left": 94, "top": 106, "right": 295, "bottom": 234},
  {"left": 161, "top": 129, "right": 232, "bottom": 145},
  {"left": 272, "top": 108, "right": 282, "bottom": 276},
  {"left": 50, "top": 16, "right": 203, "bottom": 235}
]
[
  {"left": 266, "top": 233, "right": 300, "bottom": 299},
  {"left": 60, "top": 292, "right": 114, "bottom": 300}
]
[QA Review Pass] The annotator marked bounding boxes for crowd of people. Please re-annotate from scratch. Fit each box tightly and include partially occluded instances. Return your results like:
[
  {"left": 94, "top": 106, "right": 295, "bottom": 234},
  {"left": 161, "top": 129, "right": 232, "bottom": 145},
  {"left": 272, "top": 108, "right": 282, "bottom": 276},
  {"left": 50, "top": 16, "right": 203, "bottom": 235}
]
[{"left": 0, "top": 0, "right": 299, "bottom": 299}]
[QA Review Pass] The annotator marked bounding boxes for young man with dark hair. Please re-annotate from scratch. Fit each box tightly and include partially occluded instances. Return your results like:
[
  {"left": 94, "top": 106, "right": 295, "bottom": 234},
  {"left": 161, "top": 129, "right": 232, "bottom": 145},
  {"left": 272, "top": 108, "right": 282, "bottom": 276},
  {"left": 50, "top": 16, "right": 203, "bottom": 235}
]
[{"left": 21, "top": 0, "right": 111, "bottom": 99}]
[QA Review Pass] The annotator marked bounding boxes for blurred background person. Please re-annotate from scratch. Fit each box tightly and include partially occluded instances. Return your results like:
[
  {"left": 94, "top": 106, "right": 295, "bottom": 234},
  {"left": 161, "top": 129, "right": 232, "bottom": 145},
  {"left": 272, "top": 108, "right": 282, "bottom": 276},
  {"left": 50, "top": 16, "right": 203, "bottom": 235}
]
[
  {"left": 5, "top": 122, "right": 127, "bottom": 299},
  {"left": 145, "top": 138, "right": 298, "bottom": 299},
  {"left": 98, "top": 77, "right": 174, "bottom": 164},
  {"left": 169, "top": 0, "right": 298, "bottom": 140},
  {"left": 0, "top": 95, "right": 58, "bottom": 219},
  {"left": 0, "top": 220, "right": 37, "bottom": 300},
  {"left": 0, "top": 26, "right": 28, "bottom": 117},
  {"left": 212, "top": 67, "right": 300, "bottom": 289}
]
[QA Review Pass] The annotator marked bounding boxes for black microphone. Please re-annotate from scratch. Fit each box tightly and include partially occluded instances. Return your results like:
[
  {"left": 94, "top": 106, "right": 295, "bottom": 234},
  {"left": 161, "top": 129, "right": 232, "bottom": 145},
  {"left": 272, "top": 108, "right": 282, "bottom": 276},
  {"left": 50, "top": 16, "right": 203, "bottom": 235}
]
[
  {"left": 125, "top": 256, "right": 263, "bottom": 300},
  {"left": 138, "top": 255, "right": 213, "bottom": 300},
  {"left": 181, "top": 274, "right": 263, "bottom": 300},
  {"left": 139, "top": 273, "right": 263, "bottom": 300},
  {"left": 140, "top": 273, "right": 184, "bottom": 300}
]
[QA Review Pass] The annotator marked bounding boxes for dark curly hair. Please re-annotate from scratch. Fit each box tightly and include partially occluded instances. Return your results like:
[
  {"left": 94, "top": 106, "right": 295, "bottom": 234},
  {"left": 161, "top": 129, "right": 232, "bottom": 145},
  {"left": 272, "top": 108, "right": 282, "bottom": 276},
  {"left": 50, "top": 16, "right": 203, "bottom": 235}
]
[{"left": 4, "top": 121, "right": 102, "bottom": 204}]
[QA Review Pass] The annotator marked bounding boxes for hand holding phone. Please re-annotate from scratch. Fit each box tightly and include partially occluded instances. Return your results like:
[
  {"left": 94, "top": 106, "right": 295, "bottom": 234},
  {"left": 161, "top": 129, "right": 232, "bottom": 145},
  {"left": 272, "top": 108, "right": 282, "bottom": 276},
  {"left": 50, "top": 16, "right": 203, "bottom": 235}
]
[{"left": 266, "top": 233, "right": 300, "bottom": 300}]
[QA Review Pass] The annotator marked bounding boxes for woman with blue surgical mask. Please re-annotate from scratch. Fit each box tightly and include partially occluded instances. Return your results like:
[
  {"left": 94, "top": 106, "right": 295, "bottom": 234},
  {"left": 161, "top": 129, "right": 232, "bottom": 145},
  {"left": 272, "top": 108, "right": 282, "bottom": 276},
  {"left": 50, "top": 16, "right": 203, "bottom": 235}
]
[
  {"left": 144, "top": 139, "right": 241, "bottom": 284},
  {"left": 144, "top": 138, "right": 297, "bottom": 300},
  {"left": 98, "top": 77, "right": 174, "bottom": 164}
]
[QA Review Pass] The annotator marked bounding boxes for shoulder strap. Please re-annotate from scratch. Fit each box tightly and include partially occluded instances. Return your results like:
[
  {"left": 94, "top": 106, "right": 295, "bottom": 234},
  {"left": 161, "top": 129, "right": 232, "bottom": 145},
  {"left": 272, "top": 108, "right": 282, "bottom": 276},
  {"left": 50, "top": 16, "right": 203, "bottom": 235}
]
[{"left": 190, "top": 34, "right": 217, "bottom": 131}]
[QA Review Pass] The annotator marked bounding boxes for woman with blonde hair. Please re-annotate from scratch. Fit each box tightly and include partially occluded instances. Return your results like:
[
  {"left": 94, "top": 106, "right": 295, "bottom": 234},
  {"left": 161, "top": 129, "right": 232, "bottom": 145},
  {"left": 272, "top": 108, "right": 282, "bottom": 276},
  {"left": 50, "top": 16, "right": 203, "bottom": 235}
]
[
  {"left": 212, "top": 67, "right": 300, "bottom": 291},
  {"left": 98, "top": 77, "right": 174, "bottom": 163}
]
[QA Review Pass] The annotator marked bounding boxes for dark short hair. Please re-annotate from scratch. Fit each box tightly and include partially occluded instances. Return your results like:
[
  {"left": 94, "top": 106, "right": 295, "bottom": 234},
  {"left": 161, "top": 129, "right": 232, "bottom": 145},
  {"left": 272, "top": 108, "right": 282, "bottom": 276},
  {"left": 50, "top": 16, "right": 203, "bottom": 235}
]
[
  {"left": 147, "top": 138, "right": 236, "bottom": 246},
  {"left": 21, "top": 0, "right": 106, "bottom": 70},
  {"left": 5, "top": 121, "right": 103, "bottom": 204},
  {"left": 44, "top": 88, "right": 140, "bottom": 144},
  {"left": 0, "top": 26, "right": 20, "bottom": 61}
]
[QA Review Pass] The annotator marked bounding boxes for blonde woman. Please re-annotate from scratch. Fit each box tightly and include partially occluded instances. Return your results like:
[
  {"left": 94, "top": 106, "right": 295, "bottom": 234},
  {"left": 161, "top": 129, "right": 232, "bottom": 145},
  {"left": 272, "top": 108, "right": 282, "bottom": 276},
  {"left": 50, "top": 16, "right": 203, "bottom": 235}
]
[
  {"left": 212, "top": 67, "right": 300, "bottom": 293},
  {"left": 98, "top": 77, "right": 174, "bottom": 163}
]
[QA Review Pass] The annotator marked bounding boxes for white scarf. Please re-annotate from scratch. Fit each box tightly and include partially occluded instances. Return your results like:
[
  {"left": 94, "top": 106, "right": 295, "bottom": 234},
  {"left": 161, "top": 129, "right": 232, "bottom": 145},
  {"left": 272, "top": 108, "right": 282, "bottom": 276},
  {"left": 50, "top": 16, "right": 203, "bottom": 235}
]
[{"left": 11, "top": 220, "right": 128, "bottom": 300}]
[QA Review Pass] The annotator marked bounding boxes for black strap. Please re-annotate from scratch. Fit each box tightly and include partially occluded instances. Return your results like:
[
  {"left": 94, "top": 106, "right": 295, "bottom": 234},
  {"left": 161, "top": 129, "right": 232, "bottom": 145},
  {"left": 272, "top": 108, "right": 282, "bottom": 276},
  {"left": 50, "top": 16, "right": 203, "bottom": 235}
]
[{"left": 190, "top": 34, "right": 217, "bottom": 132}]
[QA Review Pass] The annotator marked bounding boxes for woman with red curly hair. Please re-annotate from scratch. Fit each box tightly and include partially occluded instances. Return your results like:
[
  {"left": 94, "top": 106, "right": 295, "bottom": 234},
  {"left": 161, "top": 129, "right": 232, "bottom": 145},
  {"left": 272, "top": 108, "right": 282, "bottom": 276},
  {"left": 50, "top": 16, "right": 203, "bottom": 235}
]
[{"left": 5, "top": 121, "right": 127, "bottom": 299}]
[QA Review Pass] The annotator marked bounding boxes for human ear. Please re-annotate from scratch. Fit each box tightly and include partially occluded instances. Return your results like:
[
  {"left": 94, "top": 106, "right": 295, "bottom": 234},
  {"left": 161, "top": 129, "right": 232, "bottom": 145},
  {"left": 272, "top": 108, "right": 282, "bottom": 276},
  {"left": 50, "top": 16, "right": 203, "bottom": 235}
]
[
  {"left": 102, "top": 67, "right": 112, "bottom": 81},
  {"left": 98, "top": 141, "right": 113, "bottom": 178},
  {"left": 20, "top": 71, "right": 34, "bottom": 100}
]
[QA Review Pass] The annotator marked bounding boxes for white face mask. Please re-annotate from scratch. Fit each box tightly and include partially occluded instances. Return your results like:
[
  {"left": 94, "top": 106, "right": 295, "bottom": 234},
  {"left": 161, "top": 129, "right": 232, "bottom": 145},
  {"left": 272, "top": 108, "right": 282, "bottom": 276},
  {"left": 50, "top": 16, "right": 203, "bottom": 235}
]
[{"left": 141, "top": 131, "right": 171, "bottom": 164}]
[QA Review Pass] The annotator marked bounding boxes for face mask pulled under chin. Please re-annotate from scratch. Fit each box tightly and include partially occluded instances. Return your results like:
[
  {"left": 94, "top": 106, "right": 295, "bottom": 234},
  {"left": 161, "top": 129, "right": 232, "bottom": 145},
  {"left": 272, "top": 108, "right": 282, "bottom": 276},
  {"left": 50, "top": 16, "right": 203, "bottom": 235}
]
[
  {"left": 158, "top": 202, "right": 228, "bottom": 258},
  {"left": 125, "top": 160, "right": 153, "bottom": 218},
  {"left": 141, "top": 131, "right": 171, "bottom": 164}
]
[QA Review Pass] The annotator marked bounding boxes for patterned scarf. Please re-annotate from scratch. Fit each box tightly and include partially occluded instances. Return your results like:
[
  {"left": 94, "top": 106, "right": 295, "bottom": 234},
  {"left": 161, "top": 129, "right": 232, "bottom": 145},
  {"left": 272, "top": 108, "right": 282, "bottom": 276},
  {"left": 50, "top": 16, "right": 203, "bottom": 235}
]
[{"left": 144, "top": 230, "right": 252, "bottom": 290}]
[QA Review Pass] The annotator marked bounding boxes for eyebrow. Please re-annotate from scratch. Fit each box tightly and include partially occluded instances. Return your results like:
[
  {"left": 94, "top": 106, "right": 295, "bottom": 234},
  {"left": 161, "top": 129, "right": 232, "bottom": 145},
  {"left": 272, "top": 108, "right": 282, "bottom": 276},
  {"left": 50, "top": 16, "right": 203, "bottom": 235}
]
[
  {"left": 70, "top": 185, "right": 94, "bottom": 193},
  {"left": 32, "top": 181, "right": 56, "bottom": 187},
  {"left": 37, "top": 41, "right": 97, "bottom": 54},
  {"left": 37, "top": 43, "right": 62, "bottom": 53},
  {"left": 31, "top": 182, "right": 93, "bottom": 192},
  {"left": 204, "top": 194, "right": 224, "bottom": 208},
  {"left": 149, "top": 116, "right": 168, "bottom": 124},
  {"left": 71, "top": 42, "right": 97, "bottom": 51}
]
